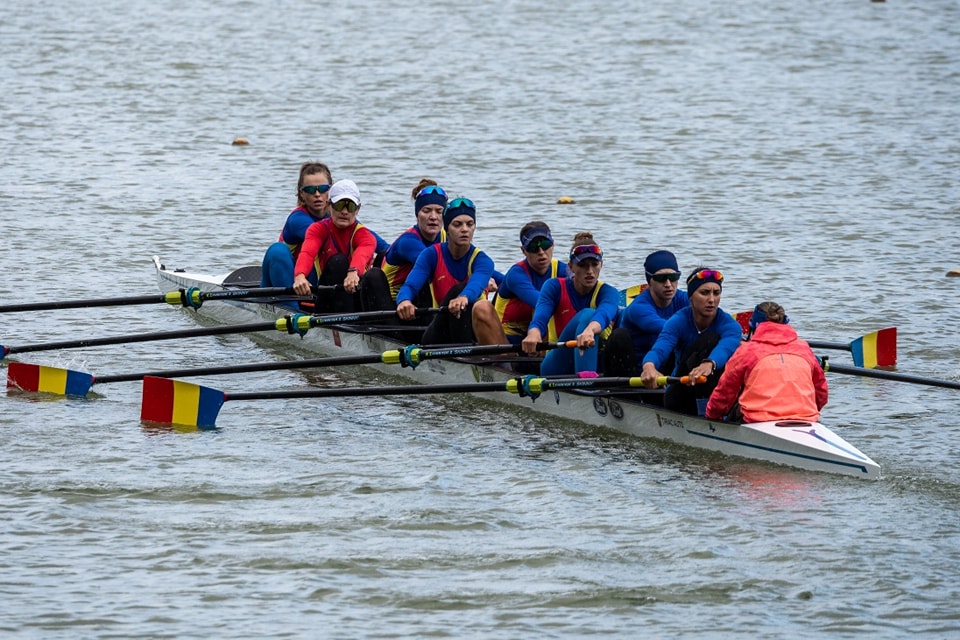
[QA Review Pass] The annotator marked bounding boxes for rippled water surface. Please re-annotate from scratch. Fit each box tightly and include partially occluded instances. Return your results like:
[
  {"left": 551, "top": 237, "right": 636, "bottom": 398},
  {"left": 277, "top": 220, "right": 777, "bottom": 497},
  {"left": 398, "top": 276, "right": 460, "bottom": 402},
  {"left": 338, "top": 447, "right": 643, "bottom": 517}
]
[{"left": 1, "top": 0, "right": 959, "bottom": 637}]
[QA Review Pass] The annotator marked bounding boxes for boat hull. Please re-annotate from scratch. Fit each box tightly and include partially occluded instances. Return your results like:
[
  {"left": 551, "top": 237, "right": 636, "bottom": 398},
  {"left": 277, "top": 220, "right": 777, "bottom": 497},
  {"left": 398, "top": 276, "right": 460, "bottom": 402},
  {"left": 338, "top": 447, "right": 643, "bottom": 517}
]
[{"left": 153, "top": 257, "right": 881, "bottom": 480}]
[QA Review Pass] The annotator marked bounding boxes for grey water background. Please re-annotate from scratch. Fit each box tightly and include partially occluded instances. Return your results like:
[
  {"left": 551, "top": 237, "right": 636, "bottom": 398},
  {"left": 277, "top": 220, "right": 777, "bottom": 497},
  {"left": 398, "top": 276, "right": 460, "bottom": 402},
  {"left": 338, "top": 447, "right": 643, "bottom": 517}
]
[{"left": 1, "top": 0, "right": 959, "bottom": 637}]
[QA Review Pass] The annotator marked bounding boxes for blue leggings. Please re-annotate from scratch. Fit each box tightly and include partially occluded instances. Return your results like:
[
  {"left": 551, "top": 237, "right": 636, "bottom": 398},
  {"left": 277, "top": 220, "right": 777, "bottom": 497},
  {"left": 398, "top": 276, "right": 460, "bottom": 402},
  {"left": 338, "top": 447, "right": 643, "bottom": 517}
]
[
  {"left": 260, "top": 242, "right": 319, "bottom": 289},
  {"left": 540, "top": 308, "right": 601, "bottom": 376}
]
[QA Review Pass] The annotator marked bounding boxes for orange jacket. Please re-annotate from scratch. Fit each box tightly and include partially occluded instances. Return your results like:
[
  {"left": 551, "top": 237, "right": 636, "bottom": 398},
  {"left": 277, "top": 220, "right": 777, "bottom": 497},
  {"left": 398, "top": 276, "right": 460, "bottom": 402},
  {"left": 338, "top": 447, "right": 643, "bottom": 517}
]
[{"left": 705, "top": 322, "right": 828, "bottom": 423}]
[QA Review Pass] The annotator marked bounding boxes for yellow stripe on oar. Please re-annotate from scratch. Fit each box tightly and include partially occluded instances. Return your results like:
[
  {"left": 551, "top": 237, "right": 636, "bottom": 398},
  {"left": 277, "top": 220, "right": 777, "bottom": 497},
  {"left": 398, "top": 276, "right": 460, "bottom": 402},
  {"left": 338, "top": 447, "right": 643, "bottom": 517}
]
[
  {"left": 859, "top": 331, "right": 879, "bottom": 369},
  {"left": 170, "top": 379, "right": 202, "bottom": 427}
]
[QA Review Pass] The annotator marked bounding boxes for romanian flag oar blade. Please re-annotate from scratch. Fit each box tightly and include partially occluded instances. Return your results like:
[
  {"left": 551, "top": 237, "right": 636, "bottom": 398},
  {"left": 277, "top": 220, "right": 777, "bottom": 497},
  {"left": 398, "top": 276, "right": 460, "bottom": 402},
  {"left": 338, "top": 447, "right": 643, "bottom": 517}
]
[
  {"left": 140, "top": 376, "right": 228, "bottom": 428},
  {"left": 618, "top": 283, "right": 648, "bottom": 307},
  {"left": 808, "top": 327, "right": 897, "bottom": 368},
  {"left": 6, "top": 362, "right": 94, "bottom": 396}
]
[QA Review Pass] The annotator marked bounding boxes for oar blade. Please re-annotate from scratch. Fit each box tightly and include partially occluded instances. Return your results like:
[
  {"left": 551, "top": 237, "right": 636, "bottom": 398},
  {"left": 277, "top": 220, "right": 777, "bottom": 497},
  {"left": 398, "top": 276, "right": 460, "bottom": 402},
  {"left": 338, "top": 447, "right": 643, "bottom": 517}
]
[
  {"left": 734, "top": 310, "right": 752, "bottom": 336},
  {"left": 6, "top": 362, "right": 94, "bottom": 397},
  {"left": 850, "top": 327, "right": 897, "bottom": 368},
  {"left": 140, "top": 376, "right": 225, "bottom": 428},
  {"left": 618, "top": 283, "right": 647, "bottom": 307}
]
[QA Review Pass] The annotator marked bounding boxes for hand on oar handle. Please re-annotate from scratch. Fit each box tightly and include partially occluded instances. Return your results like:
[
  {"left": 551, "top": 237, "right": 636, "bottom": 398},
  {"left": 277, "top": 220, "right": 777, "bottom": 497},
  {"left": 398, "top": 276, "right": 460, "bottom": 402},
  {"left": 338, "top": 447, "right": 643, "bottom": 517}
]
[{"left": 656, "top": 375, "right": 708, "bottom": 387}]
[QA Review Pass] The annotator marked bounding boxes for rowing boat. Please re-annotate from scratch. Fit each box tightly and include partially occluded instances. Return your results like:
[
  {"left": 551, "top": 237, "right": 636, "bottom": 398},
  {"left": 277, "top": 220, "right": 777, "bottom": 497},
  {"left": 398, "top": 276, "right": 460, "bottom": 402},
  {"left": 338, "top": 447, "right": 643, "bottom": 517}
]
[{"left": 152, "top": 256, "right": 881, "bottom": 480}]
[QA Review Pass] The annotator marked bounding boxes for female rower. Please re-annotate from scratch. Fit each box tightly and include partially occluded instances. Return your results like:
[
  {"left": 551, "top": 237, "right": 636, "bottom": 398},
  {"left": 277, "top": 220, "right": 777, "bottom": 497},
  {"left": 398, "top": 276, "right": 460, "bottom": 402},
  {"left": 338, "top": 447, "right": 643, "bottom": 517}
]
[
  {"left": 705, "top": 301, "right": 828, "bottom": 423},
  {"left": 640, "top": 267, "right": 743, "bottom": 415},
  {"left": 292, "top": 179, "right": 377, "bottom": 313},
  {"left": 603, "top": 249, "right": 689, "bottom": 377},
  {"left": 395, "top": 197, "right": 502, "bottom": 345},
  {"left": 260, "top": 161, "right": 333, "bottom": 289},
  {"left": 521, "top": 232, "right": 619, "bottom": 376},
  {"left": 360, "top": 178, "right": 447, "bottom": 312},
  {"left": 494, "top": 221, "right": 568, "bottom": 345}
]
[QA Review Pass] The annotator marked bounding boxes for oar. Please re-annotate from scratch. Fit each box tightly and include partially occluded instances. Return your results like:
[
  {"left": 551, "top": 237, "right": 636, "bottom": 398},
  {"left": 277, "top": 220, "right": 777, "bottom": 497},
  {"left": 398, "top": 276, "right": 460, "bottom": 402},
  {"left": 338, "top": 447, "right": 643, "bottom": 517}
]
[
  {"left": 6, "top": 340, "right": 576, "bottom": 397},
  {"left": 807, "top": 327, "right": 897, "bottom": 368},
  {"left": 0, "top": 285, "right": 331, "bottom": 314},
  {"left": 0, "top": 308, "right": 440, "bottom": 360},
  {"left": 821, "top": 358, "right": 960, "bottom": 391},
  {"left": 140, "top": 373, "right": 702, "bottom": 428}
]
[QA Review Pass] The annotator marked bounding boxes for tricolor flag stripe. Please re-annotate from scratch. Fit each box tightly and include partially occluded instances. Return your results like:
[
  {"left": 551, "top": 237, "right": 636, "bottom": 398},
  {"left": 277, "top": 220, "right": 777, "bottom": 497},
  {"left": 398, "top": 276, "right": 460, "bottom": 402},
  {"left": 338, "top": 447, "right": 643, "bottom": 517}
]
[
  {"left": 7, "top": 362, "right": 94, "bottom": 396},
  {"left": 140, "top": 376, "right": 225, "bottom": 427},
  {"left": 875, "top": 327, "right": 897, "bottom": 367}
]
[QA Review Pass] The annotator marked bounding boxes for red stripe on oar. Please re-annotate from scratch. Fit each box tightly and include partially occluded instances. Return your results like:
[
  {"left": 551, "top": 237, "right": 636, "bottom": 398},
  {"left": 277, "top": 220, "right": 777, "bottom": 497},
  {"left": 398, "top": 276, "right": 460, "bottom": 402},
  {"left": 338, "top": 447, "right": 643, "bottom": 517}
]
[
  {"left": 7, "top": 362, "right": 40, "bottom": 392},
  {"left": 875, "top": 327, "right": 897, "bottom": 367},
  {"left": 140, "top": 376, "right": 175, "bottom": 423},
  {"left": 734, "top": 310, "right": 752, "bottom": 335}
]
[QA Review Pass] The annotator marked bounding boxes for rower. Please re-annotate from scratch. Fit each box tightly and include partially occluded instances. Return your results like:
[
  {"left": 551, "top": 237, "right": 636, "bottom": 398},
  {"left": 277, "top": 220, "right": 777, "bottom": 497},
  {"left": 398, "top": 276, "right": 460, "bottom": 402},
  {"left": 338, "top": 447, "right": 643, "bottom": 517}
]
[
  {"left": 639, "top": 267, "right": 742, "bottom": 416},
  {"left": 603, "top": 249, "right": 690, "bottom": 378},
  {"left": 395, "top": 197, "right": 502, "bottom": 345},
  {"left": 521, "top": 233, "right": 619, "bottom": 376},
  {"left": 292, "top": 180, "right": 378, "bottom": 313}
]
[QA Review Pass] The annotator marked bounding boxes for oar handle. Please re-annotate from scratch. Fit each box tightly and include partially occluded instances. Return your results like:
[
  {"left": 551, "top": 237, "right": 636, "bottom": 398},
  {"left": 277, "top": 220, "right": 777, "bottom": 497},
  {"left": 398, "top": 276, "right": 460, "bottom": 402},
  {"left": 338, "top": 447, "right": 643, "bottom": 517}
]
[{"left": 656, "top": 375, "right": 707, "bottom": 386}]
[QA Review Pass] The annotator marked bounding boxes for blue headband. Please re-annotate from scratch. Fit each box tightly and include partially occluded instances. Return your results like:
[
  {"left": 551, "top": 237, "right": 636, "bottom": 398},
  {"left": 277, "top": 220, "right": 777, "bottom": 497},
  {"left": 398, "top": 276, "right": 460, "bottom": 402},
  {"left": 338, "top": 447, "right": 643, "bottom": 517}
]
[
  {"left": 643, "top": 250, "right": 679, "bottom": 281},
  {"left": 748, "top": 305, "right": 790, "bottom": 330},
  {"left": 414, "top": 188, "right": 447, "bottom": 216},
  {"left": 443, "top": 198, "right": 476, "bottom": 229}
]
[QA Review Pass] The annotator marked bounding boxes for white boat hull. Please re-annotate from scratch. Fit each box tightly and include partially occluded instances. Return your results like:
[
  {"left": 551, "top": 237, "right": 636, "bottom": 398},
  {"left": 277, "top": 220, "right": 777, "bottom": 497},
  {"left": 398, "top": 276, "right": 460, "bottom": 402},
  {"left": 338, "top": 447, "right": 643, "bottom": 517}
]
[{"left": 153, "top": 257, "right": 881, "bottom": 480}]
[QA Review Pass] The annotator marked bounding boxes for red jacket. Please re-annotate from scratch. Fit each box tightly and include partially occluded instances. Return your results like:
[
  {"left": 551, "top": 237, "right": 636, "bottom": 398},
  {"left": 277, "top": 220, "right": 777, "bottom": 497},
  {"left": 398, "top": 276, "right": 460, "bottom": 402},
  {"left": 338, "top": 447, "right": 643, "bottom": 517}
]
[{"left": 705, "top": 322, "right": 828, "bottom": 423}]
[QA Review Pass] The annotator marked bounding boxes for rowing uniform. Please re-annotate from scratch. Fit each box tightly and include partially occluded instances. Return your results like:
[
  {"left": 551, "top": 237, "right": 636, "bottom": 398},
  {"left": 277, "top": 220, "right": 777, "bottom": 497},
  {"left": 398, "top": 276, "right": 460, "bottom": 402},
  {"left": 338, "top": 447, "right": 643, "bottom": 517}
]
[
  {"left": 381, "top": 226, "right": 445, "bottom": 301},
  {"left": 642, "top": 306, "right": 743, "bottom": 377},
  {"left": 494, "top": 258, "right": 566, "bottom": 342},
  {"left": 618, "top": 288, "right": 690, "bottom": 363},
  {"left": 529, "top": 276, "right": 619, "bottom": 375},
  {"left": 396, "top": 243, "right": 494, "bottom": 308},
  {"left": 260, "top": 207, "right": 324, "bottom": 288},
  {"left": 705, "top": 321, "right": 828, "bottom": 423},
  {"left": 293, "top": 218, "right": 377, "bottom": 282},
  {"left": 642, "top": 306, "right": 743, "bottom": 415}
]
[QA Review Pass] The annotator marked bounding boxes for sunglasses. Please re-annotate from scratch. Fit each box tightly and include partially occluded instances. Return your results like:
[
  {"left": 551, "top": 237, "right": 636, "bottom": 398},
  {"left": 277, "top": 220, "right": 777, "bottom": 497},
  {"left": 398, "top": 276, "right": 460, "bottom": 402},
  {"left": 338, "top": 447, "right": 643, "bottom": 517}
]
[
  {"left": 647, "top": 271, "right": 681, "bottom": 283},
  {"left": 446, "top": 197, "right": 475, "bottom": 212},
  {"left": 687, "top": 269, "right": 724, "bottom": 285},
  {"left": 570, "top": 244, "right": 603, "bottom": 262},
  {"left": 300, "top": 184, "right": 331, "bottom": 195},
  {"left": 524, "top": 238, "right": 554, "bottom": 253},
  {"left": 331, "top": 199, "right": 359, "bottom": 214},
  {"left": 417, "top": 185, "right": 447, "bottom": 198}
]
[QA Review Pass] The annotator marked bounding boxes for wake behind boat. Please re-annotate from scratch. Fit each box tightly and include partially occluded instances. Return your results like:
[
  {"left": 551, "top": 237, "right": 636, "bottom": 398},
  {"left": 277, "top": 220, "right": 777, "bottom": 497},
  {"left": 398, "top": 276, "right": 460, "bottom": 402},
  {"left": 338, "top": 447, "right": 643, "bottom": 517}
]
[{"left": 152, "top": 256, "right": 880, "bottom": 480}]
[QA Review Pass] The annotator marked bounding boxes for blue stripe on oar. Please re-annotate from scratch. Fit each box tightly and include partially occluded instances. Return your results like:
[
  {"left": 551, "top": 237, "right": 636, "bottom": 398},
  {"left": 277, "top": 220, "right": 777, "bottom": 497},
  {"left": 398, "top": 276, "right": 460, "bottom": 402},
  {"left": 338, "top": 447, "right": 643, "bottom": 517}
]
[{"left": 196, "top": 384, "right": 227, "bottom": 427}]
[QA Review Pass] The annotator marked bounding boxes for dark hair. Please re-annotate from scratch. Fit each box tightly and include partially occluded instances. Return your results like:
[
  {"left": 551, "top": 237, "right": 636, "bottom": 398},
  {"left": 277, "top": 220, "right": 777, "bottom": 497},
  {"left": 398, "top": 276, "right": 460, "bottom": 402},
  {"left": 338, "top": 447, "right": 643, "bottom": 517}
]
[
  {"left": 411, "top": 178, "right": 438, "bottom": 200},
  {"left": 296, "top": 162, "right": 333, "bottom": 205},
  {"left": 519, "top": 220, "right": 550, "bottom": 242},
  {"left": 755, "top": 301, "right": 787, "bottom": 324}
]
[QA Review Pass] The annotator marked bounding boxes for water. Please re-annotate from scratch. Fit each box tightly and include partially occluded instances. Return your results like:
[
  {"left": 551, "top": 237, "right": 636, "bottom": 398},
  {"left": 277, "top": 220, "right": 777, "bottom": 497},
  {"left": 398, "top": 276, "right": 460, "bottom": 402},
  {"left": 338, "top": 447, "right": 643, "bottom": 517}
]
[{"left": 1, "top": 0, "right": 959, "bottom": 637}]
